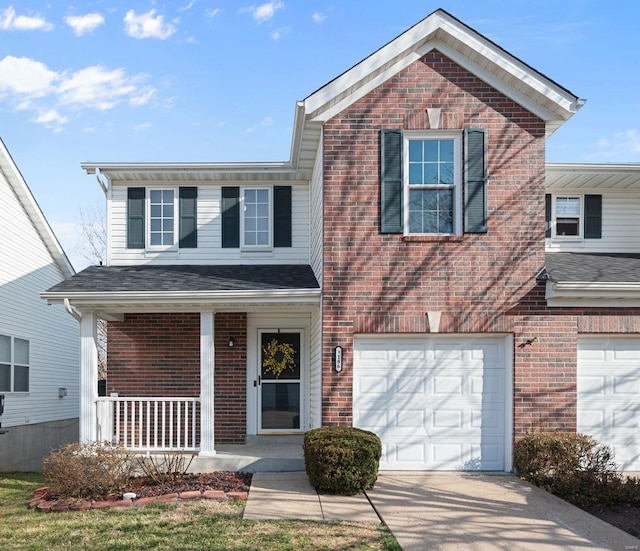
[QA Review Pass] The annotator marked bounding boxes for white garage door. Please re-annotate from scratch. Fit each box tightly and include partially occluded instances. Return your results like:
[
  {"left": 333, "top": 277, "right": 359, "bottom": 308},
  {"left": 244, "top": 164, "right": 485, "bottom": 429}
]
[
  {"left": 578, "top": 337, "right": 640, "bottom": 471},
  {"left": 353, "top": 336, "right": 509, "bottom": 471}
]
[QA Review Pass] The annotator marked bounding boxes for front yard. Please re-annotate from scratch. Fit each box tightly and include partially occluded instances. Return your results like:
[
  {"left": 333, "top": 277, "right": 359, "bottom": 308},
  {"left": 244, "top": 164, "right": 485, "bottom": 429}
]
[{"left": 0, "top": 473, "right": 400, "bottom": 550}]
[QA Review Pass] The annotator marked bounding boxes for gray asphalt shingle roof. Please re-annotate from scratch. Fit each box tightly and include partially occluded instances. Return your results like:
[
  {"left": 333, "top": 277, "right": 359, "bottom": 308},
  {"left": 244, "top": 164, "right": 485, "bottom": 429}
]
[
  {"left": 45, "top": 264, "right": 320, "bottom": 294},
  {"left": 545, "top": 253, "right": 640, "bottom": 283}
]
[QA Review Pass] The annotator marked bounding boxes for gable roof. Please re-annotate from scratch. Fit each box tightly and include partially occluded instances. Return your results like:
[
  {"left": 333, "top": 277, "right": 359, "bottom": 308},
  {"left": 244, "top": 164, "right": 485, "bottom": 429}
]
[
  {"left": 0, "top": 138, "right": 74, "bottom": 279},
  {"left": 291, "top": 9, "right": 583, "bottom": 174}
]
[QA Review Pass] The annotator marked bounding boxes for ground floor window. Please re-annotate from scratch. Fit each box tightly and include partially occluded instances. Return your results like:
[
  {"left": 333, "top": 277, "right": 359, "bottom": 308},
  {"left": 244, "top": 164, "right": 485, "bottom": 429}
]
[{"left": 0, "top": 334, "right": 29, "bottom": 392}]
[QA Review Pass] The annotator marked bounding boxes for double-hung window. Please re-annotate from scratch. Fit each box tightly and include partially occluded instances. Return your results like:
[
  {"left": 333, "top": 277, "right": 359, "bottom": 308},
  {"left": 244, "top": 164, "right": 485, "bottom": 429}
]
[
  {"left": 554, "top": 196, "right": 581, "bottom": 237},
  {"left": 405, "top": 133, "right": 462, "bottom": 235},
  {"left": 545, "top": 194, "right": 602, "bottom": 239},
  {"left": 242, "top": 188, "right": 271, "bottom": 247},
  {"left": 0, "top": 334, "right": 29, "bottom": 393},
  {"left": 149, "top": 189, "right": 176, "bottom": 247},
  {"left": 127, "top": 187, "right": 198, "bottom": 249}
]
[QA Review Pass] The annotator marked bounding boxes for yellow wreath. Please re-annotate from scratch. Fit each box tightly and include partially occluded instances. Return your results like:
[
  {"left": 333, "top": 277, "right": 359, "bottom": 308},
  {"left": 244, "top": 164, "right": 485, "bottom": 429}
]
[{"left": 262, "top": 339, "right": 296, "bottom": 378}]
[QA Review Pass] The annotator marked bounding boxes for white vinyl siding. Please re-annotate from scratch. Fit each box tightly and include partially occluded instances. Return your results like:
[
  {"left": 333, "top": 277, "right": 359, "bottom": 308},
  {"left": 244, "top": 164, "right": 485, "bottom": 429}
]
[
  {"left": 109, "top": 183, "right": 311, "bottom": 265},
  {"left": 308, "top": 307, "right": 322, "bottom": 429},
  {"left": 0, "top": 169, "right": 79, "bottom": 427},
  {"left": 546, "top": 189, "right": 640, "bottom": 253},
  {"left": 309, "top": 138, "right": 323, "bottom": 285}
]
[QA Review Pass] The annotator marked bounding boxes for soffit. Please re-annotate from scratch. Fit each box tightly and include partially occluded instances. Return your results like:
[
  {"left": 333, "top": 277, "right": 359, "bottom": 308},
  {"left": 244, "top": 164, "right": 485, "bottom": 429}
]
[{"left": 546, "top": 163, "right": 640, "bottom": 189}]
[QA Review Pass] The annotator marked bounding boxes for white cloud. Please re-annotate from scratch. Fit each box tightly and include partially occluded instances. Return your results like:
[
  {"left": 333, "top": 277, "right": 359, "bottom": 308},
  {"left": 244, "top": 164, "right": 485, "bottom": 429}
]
[
  {"left": 0, "top": 56, "right": 57, "bottom": 97},
  {"left": 179, "top": 2, "right": 195, "bottom": 12},
  {"left": 312, "top": 12, "right": 326, "bottom": 24},
  {"left": 33, "top": 109, "right": 68, "bottom": 129},
  {"left": 245, "top": 2, "right": 284, "bottom": 23},
  {"left": 123, "top": 9, "right": 176, "bottom": 39},
  {"left": 0, "top": 56, "right": 157, "bottom": 129},
  {"left": 64, "top": 13, "right": 105, "bottom": 36},
  {"left": 207, "top": 8, "right": 221, "bottom": 18},
  {"left": 0, "top": 6, "right": 53, "bottom": 31},
  {"left": 271, "top": 29, "right": 280, "bottom": 40},
  {"left": 58, "top": 65, "right": 155, "bottom": 110}
]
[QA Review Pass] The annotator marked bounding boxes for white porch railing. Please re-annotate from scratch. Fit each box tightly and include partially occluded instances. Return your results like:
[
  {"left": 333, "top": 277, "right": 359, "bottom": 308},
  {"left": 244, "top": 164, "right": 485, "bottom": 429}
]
[{"left": 96, "top": 397, "right": 201, "bottom": 452}]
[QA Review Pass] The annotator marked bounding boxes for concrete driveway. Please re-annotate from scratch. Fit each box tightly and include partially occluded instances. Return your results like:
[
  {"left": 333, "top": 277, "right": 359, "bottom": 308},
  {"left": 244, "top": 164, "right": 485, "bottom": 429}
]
[{"left": 366, "top": 473, "right": 640, "bottom": 550}]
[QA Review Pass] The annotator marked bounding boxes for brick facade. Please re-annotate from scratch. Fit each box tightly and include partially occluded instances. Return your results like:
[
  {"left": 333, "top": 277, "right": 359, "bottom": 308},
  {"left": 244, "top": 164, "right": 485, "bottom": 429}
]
[
  {"left": 107, "top": 312, "right": 247, "bottom": 444},
  {"left": 320, "top": 49, "right": 640, "bottom": 438}
]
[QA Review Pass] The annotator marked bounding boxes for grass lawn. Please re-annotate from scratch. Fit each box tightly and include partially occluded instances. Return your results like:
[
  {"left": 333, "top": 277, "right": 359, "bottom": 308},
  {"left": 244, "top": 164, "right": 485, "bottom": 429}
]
[{"left": 0, "top": 472, "right": 401, "bottom": 551}]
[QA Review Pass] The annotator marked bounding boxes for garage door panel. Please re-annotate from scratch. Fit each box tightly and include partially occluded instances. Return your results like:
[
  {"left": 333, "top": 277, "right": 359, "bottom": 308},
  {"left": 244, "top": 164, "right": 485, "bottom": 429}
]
[
  {"left": 578, "top": 337, "right": 640, "bottom": 471},
  {"left": 354, "top": 336, "right": 507, "bottom": 471}
]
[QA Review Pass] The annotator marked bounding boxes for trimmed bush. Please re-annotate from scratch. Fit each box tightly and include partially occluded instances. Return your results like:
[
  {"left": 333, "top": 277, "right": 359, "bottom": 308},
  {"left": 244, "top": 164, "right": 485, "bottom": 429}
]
[
  {"left": 514, "top": 432, "right": 621, "bottom": 506},
  {"left": 304, "top": 427, "right": 381, "bottom": 495},
  {"left": 42, "top": 442, "right": 134, "bottom": 500}
]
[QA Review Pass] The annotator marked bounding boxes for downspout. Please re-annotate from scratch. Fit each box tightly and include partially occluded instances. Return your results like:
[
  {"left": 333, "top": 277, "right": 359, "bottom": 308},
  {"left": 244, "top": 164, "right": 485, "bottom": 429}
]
[{"left": 64, "top": 298, "right": 82, "bottom": 322}]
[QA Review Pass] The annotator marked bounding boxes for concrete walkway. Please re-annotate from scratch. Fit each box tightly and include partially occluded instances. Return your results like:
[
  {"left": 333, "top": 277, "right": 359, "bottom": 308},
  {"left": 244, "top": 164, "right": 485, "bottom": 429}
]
[
  {"left": 244, "top": 472, "right": 640, "bottom": 550},
  {"left": 243, "top": 472, "right": 379, "bottom": 522}
]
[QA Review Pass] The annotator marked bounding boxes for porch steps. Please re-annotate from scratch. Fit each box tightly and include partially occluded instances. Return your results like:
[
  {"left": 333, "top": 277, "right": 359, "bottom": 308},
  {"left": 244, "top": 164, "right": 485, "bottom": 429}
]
[{"left": 189, "top": 435, "right": 305, "bottom": 473}]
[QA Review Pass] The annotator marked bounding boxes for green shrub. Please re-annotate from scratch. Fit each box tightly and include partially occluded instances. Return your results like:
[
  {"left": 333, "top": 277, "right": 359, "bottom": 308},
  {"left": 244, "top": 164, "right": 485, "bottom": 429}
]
[
  {"left": 42, "top": 442, "right": 134, "bottom": 500},
  {"left": 304, "top": 427, "right": 381, "bottom": 495},
  {"left": 514, "top": 432, "right": 622, "bottom": 506}
]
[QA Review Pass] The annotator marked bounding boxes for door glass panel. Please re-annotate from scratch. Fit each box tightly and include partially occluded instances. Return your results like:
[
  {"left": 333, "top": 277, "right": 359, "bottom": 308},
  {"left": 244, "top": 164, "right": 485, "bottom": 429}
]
[
  {"left": 260, "top": 332, "right": 301, "bottom": 430},
  {"left": 261, "top": 383, "right": 300, "bottom": 429}
]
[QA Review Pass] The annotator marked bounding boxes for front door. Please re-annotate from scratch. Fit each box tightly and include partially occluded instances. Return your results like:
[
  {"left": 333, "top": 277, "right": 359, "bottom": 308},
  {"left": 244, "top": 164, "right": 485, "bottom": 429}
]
[{"left": 258, "top": 330, "right": 302, "bottom": 431}]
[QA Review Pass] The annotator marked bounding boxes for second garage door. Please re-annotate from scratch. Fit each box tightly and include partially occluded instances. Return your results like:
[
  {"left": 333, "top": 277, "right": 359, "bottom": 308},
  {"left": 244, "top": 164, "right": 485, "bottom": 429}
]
[
  {"left": 578, "top": 337, "right": 640, "bottom": 471},
  {"left": 353, "top": 335, "right": 510, "bottom": 471}
]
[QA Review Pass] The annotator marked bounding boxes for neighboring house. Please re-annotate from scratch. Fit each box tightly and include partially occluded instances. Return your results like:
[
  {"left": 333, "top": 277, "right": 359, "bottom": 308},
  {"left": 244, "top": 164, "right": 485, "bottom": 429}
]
[
  {"left": 43, "top": 10, "right": 640, "bottom": 472},
  {"left": 0, "top": 138, "right": 79, "bottom": 472}
]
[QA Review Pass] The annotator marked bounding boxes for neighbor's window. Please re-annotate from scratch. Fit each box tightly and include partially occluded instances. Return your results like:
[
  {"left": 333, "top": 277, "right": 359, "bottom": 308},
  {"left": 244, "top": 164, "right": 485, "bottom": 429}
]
[
  {"left": 149, "top": 189, "right": 176, "bottom": 247},
  {"left": 554, "top": 196, "right": 581, "bottom": 237},
  {"left": 406, "top": 134, "right": 461, "bottom": 234},
  {"left": 0, "top": 334, "right": 29, "bottom": 393},
  {"left": 242, "top": 188, "right": 271, "bottom": 247}
]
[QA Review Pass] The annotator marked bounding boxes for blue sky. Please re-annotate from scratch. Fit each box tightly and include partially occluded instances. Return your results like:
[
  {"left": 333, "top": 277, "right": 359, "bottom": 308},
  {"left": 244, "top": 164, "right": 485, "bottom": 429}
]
[{"left": 1, "top": 1, "right": 639, "bottom": 271}]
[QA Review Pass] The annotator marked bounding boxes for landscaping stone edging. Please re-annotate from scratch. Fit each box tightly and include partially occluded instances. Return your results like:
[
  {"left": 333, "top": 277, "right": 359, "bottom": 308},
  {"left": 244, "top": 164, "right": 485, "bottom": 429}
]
[{"left": 28, "top": 486, "right": 248, "bottom": 512}]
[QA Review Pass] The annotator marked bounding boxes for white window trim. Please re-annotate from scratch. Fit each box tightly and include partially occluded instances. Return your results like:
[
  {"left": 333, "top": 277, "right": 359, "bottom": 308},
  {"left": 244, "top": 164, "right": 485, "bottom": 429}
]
[
  {"left": 241, "top": 186, "right": 273, "bottom": 250},
  {"left": 403, "top": 131, "right": 462, "bottom": 236},
  {"left": 0, "top": 334, "right": 29, "bottom": 394},
  {"left": 550, "top": 194, "right": 583, "bottom": 240},
  {"left": 146, "top": 187, "right": 178, "bottom": 251}
]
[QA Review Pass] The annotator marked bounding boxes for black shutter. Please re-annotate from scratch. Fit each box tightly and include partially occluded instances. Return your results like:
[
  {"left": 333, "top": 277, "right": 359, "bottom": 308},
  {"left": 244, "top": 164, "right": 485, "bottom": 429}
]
[
  {"left": 584, "top": 194, "right": 602, "bottom": 239},
  {"left": 380, "top": 129, "right": 403, "bottom": 233},
  {"left": 545, "top": 194, "right": 552, "bottom": 238},
  {"left": 179, "top": 187, "right": 197, "bottom": 248},
  {"left": 464, "top": 128, "right": 488, "bottom": 233},
  {"left": 274, "top": 185, "right": 292, "bottom": 247},
  {"left": 127, "top": 187, "right": 145, "bottom": 249},
  {"left": 221, "top": 186, "right": 240, "bottom": 248}
]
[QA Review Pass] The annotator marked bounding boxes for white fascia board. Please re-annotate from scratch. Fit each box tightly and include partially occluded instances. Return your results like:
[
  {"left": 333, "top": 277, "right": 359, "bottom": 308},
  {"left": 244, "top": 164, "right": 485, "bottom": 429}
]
[
  {"left": 307, "top": 51, "right": 422, "bottom": 122},
  {"left": 431, "top": 41, "right": 573, "bottom": 124},
  {"left": 42, "top": 288, "right": 321, "bottom": 306},
  {"left": 81, "top": 161, "right": 296, "bottom": 175},
  {"left": 546, "top": 280, "right": 640, "bottom": 305},
  {"left": 304, "top": 16, "right": 442, "bottom": 116},
  {"left": 435, "top": 19, "right": 580, "bottom": 118},
  {"left": 547, "top": 162, "right": 640, "bottom": 174},
  {"left": 304, "top": 11, "right": 580, "bottom": 128}
]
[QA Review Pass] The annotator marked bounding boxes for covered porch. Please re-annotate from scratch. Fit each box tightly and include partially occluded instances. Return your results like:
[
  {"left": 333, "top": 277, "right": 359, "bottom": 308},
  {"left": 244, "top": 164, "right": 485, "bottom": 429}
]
[{"left": 42, "top": 264, "right": 321, "bottom": 463}]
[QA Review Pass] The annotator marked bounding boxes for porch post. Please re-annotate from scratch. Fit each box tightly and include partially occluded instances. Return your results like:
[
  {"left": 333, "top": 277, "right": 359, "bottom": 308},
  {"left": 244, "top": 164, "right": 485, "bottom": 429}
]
[
  {"left": 79, "top": 311, "right": 98, "bottom": 443},
  {"left": 200, "top": 311, "right": 215, "bottom": 456}
]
